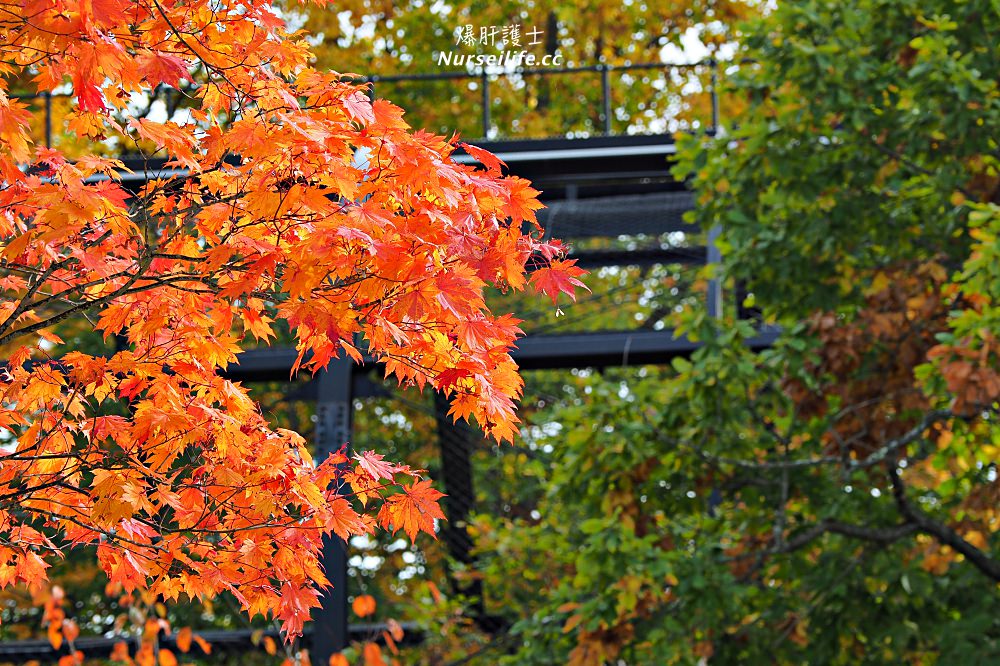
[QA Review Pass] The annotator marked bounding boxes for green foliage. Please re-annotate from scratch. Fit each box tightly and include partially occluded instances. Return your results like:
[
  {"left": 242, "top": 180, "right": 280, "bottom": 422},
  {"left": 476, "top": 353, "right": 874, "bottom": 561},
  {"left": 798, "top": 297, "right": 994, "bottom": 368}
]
[
  {"left": 475, "top": 353, "right": 1000, "bottom": 663},
  {"left": 459, "top": 0, "right": 1000, "bottom": 663},
  {"left": 676, "top": 0, "right": 999, "bottom": 315}
]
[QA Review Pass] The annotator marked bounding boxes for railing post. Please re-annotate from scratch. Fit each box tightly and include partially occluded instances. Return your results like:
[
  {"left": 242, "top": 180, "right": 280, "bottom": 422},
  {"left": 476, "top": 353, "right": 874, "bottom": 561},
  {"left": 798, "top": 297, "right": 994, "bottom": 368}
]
[
  {"left": 480, "top": 70, "right": 490, "bottom": 139},
  {"left": 709, "top": 58, "right": 719, "bottom": 135},
  {"left": 600, "top": 64, "right": 612, "bottom": 135},
  {"left": 44, "top": 92, "right": 52, "bottom": 148},
  {"left": 433, "top": 393, "right": 483, "bottom": 613},
  {"left": 707, "top": 65, "right": 724, "bottom": 520},
  {"left": 707, "top": 58, "right": 722, "bottom": 317},
  {"left": 707, "top": 225, "right": 723, "bottom": 319}
]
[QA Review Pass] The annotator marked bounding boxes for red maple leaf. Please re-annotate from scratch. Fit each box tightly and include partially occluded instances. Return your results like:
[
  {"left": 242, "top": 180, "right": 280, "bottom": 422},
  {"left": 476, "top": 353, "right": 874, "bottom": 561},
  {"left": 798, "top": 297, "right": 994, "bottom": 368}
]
[
  {"left": 74, "top": 79, "right": 105, "bottom": 113},
  {"left": 459, "top": 142, "right": 506, "bottom": 174},
  {"left": 529, "top": 258, "right": 589, "bottom": 304},
  {"left": 135, "top": 51, "right": 192, "bottom": 88}
]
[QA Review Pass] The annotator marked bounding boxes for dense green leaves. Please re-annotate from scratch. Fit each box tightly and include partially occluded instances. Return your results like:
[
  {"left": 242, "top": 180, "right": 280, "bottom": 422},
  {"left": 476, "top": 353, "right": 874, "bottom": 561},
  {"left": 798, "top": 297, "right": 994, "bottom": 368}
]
[
  {"left": 459, "top": 0, "right": 1000, "bottom": 663},
  {"left": 677, "top": 0, "right": 999, "bottom": 315}
]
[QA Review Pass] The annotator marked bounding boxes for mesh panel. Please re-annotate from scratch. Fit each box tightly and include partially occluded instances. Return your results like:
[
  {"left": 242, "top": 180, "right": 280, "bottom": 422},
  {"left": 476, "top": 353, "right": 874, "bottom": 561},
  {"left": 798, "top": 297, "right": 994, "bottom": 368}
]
[{"left": 538, "top": 191, "right": 695, "bottom": 239}]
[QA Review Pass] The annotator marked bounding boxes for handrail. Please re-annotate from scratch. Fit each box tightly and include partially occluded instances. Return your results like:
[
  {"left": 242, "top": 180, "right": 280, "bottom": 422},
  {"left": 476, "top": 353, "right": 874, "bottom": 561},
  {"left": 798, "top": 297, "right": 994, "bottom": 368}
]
[
  {"left": 361, "top": 60, "right": 720, "bottom": 138},
  {"left": 9, "top": 59, "right": 724, "bottom": 144}
]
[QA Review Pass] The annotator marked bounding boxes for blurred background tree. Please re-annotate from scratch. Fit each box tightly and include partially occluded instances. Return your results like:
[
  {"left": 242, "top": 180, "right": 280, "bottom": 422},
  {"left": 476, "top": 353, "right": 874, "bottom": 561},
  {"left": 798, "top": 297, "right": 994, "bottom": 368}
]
[
  {"left": 302, "top": 0, "right": 755, "bottom": 138},
  {"left": 456, "top": 0, "right": 1000, "bottom": 663}
]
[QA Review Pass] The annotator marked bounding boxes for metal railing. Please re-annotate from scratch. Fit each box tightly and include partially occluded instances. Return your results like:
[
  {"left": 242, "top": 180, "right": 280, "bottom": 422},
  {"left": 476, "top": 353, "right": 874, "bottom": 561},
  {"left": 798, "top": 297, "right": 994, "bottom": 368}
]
[
  {"left": 363, "top": 60, "right": 721, "bottom": 139},
  {"left": 11, "top": 90, "right": 58, "bottom": 148},
  {"left": 10, "top": 59, "right": 722, "bottom": 146},
  {"left": 11, "top": 85, "right": 188, "bottom": 149}
]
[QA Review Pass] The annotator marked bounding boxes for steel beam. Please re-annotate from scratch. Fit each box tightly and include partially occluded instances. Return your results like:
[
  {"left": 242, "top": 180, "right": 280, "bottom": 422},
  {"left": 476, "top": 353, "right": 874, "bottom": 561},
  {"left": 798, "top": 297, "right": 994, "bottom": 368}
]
[
  {"left": 225, "top": 328, "right": 780, "bottom": 381},
  {"left": 509, "top": 327, "right": 781, "bottom": 370},
  {"left": 0, "top": 623, "right": 424, "bottom": 662},
  {"left": 567, "top": 246, "right": 705, "bottom": 268},
  {"left": 310, "top": 355, "right": 354, "bottom": 665}
]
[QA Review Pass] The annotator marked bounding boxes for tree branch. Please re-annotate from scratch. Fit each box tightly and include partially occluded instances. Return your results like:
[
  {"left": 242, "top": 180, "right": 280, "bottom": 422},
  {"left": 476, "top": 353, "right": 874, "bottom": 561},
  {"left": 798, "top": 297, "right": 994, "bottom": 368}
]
[
  {"left": 778, "top": 519, "right": 918, "bottom": 555},
  {"left": 887, "top": 465, "right": 1000, "bottom": 582}
]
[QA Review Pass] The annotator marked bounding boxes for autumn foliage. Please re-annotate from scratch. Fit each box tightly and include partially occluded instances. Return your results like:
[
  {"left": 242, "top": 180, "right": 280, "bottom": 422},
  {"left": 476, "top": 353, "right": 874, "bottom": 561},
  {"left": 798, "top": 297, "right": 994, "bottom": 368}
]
[{"left": 0, "top": 0, "right": 583, "bottom": 639}]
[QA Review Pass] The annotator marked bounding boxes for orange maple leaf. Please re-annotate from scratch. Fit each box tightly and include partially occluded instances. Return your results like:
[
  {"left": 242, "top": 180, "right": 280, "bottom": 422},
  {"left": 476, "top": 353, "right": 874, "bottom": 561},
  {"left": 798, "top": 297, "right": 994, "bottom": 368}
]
[{"left": 378, "top": 480, "right": 447, "bottom": 541}]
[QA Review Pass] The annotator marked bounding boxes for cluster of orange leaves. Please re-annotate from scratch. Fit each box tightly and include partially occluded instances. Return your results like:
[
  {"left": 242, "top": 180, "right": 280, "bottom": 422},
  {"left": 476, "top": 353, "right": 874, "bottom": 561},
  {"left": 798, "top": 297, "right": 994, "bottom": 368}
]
[
  {"left": 0, "top": 0, "right": 584, "bottom": 640},
  {"left": 787, "top": 262, "right": 997, "bottom": 575},
  {"left": 926, "top": 289, "right": 1000, "bottom": 415},
  {"left": 40, "top": 585, "right": 83, "bottom": 666},
  {"left": 34, "top": 582, "right": 212, "bottom": 666},
  {"left": 787, "top": 263, "right": 949, "bottom": 459},
  {"left": 790, "top": 260, "right": 1000, "bottom": 463}
]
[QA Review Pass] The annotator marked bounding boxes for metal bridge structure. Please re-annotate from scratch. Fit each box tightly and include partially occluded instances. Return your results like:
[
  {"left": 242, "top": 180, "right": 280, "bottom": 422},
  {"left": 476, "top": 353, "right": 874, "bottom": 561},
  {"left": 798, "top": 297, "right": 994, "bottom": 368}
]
[{"left": 3, "top": 62, "right": 777, "bottom": 664}]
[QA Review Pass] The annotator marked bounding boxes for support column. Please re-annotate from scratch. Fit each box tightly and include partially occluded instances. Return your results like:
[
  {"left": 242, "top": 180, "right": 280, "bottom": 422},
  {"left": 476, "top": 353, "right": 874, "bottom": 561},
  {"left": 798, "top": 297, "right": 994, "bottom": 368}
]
[
  {"left": 706, "top": 224, "right": 723, "bottom": 319},
  {"left": 432, "top": 392, "right": 483, "bottom": 616},
  {"left": 311, "top": 355, "right": 353, "bottom": 665},
  {"left": 707, "top": 226, "right": 723, "bottom": 515}
]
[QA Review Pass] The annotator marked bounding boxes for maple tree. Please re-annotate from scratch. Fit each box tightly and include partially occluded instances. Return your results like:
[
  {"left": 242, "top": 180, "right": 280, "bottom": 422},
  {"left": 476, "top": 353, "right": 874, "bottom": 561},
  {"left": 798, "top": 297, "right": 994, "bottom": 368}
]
[{"left": 0, "top": 0, "right": 585, "bottom": 645}]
